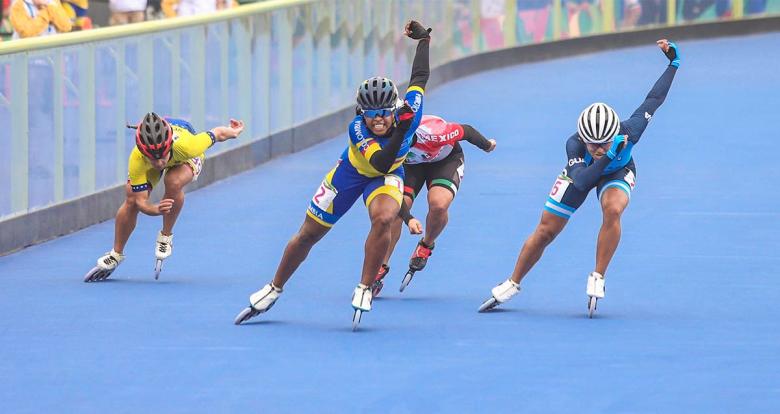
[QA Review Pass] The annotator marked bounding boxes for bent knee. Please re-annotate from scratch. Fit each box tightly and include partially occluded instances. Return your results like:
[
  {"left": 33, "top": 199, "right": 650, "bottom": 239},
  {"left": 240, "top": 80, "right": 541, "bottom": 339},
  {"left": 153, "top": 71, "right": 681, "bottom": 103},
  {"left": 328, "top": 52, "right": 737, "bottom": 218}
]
[
  {"left": 123, "top": 199, "right": 140, "bottom": 213},
  {"left": 535, "top": 229, "right": 557, "bottom": 245},
  {"left": 165, "top": 177, "right": 190, "bottom": 192},
  {"left": 534, "top": 224, "right": 562, "bottom": 245},
  {"left": 371, "top": 211, "right": 397, "bottom": 228},
  {"left": 602, "top": 204, "right": 625, "bottom": 222},
  {"left": 295, "top": 229, "right": 322, "bottom": 246},
  {"left": 427, "top": 202, "right": 450, "bottom": 217}
]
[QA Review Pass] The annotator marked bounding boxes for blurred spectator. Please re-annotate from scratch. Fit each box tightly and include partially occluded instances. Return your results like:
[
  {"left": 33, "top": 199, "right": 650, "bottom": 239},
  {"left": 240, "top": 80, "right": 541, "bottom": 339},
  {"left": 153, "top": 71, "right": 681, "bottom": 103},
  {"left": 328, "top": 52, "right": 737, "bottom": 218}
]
[
  {"left": 61, "top": 0, "right": 91, "bottom": 30},
  {"left": 636, "top": 0, "right": 666, "bottom": 26},
  {"left": 746, "top": 0, "right": 768, "bottom": 14},
  {"left": 10, "top": 0, "right": 72, "bottom": 38},
  {"left": 146, "top": 0, "right": 164, "bottom": 20},
  {"left": 565, "top": 0, "right": 598, "bottom": 37},
  {"left": 620, "top": 0, "right": 642, "bottom": 28},
  {"left": 109, "top": 0, "right": 145, "bottom": 25},
  {"left": 1, "top": 0, "right": 14, "bottom": 40},
  {"left": 162, "top": 0, "right": 233, "bottom": 18},
  {"left": 517, "top": 0, "right": 551, "bottom": 43},
  {"left": 480, "top": 0, "right": 504, "bottom": 49},
  {"left": 682, "top": 0, "right": 731, "bottom": 20},
  {"left": 453, "top": 0, "right": 474, "bottom": 52}
]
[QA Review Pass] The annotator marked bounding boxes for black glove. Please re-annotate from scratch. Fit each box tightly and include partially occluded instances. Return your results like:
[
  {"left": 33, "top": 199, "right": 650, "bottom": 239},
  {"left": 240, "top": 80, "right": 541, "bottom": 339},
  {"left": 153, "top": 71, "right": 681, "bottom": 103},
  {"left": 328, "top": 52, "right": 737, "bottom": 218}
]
[
  {"left": 405, "top": 20, "right": 431, "bottom": 40},
  {"left": 395, "top": 101, "right": 415, "bottom": 131}
]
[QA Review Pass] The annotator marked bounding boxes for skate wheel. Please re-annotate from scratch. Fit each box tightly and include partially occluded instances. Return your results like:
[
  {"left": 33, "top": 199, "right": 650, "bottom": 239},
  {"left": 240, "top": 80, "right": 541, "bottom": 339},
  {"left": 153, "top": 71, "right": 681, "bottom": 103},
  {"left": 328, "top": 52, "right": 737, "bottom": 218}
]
[
  {"left": 98, "top": 270, "right": 111, "bottom": 281},
  {"left": 154, "top": 259, "right": 163, "bottom": 280},
  {"left": 371, "top": 280, "right": 384, "bottom": 298},
  {"left": 588, "top": 296, "right": 598, "bottom": 319},
  {"left": 234, "top": 307, "right": 259, "bottom": 325},
  {"left": 478, "top": 297, "right": 499, "bottom": 312},
  {"left": 84, "top": 267, "right": 112, "bottom": 283},
  {"left": 399, "top": 270, "right": 415, "bottom": 292},
  {"left": 352, "top": 309, "right": 363, "bottom": 331}
]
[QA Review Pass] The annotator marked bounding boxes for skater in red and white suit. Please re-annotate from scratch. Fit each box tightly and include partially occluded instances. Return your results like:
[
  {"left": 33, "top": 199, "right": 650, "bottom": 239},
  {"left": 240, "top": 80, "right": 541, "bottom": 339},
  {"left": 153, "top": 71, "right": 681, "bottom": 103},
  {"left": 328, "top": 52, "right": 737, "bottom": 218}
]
[{"left": 373, "top": 115, "right": 496, "bottom": 295}]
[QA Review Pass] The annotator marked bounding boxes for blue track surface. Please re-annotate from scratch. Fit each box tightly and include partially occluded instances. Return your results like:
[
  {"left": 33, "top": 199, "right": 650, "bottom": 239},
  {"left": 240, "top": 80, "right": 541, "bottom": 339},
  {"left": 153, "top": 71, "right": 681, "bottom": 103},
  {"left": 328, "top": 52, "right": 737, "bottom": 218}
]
[{"left": 2, "top": 34, "right": 779, "bottom": 413}]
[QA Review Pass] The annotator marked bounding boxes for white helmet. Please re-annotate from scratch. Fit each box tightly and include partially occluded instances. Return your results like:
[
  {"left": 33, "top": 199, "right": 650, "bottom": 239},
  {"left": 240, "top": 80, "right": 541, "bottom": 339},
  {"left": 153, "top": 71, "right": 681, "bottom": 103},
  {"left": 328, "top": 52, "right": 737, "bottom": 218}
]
[{"left": 577, "top": 103, "right": 620, "bottom": 144}]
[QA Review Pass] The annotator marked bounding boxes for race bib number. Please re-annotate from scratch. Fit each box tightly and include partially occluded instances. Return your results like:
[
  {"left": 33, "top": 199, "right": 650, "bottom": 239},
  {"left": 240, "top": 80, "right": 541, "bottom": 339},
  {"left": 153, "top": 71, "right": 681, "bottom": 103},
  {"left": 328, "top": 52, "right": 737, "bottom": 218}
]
[
  {"left": 190, "top": 157, "right": 204, "bottom": 178},
  {"left": 312, "top": 180, "right": 338, "bottom": 211},
  {"left": 384, "top": 175, "right": 403, "bottom": 193},
  {"left": 549, "top": 177, "right": 570, "bottom": 203},
  {"left": 624, "top": 170, "right": 636, "bottom": 190}
]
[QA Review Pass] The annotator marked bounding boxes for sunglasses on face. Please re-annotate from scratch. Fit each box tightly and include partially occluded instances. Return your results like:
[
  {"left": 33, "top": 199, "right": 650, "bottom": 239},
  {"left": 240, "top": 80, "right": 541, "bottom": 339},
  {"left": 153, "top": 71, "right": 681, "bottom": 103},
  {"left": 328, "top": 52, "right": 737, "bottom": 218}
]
[
  {"left": 586, "top": 142, "right": 612, "bottom": 149},
  {"left": 362, "top": 108, "right": 395, "bottom": 118}
]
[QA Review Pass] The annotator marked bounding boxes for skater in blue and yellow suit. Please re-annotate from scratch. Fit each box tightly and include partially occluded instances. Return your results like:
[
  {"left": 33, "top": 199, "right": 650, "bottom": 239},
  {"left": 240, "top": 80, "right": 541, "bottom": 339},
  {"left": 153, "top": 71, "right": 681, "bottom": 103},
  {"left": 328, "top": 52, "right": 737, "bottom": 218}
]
[{"left": 235, "top": 20, "right": 433, "bottom": 329}]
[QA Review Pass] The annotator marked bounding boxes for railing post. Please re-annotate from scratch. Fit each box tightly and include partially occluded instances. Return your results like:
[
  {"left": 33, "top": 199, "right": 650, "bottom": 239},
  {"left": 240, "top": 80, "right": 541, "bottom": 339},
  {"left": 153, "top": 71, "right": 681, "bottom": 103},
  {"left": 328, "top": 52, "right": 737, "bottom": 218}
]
[
  {"left": 78, "top": 45, "right": 96, "bottom": 195},
  {"left": 256, "top": 13, "right": 271, "bottom": 140},
  {"left": 504, "top": 0, "right": 517, "bottom": 47},
  {"left": 667, "top": 0, "right": 677, "bottom": 26},
  {"left": 53, "top": 52, "right": 64, "bottom": 202},
  {"left": 171, "top": 33, "right": 181, "bottom": 117},
  {"left": 602, "top": 0, "right": 616, "bottom": 32},
  {"left": 235, "top": 17, "right": 253, "bottom": 142},
  {"left": 219, "top": 22, "right": 230, "bottom": 127},
  {"left": 732, "top": 0, "right": 744, "bottom": 18},
  {"left": 277, "top": 9, "right": 293, "bottom": 131},
  {"left": 470, "top": 0, "right": 481, "bottom": 53},
  {"left": 314, "top": 0, "right": 332, "bottom": 121},
  {"left": 190, "top": 27, "right": 206, "bottom": 131},
  {"left": 115, "top": 41, "right": 127, "bottom": 183},
  {"left": 10, "top": 54, "right": 28, "bottom": 213}
]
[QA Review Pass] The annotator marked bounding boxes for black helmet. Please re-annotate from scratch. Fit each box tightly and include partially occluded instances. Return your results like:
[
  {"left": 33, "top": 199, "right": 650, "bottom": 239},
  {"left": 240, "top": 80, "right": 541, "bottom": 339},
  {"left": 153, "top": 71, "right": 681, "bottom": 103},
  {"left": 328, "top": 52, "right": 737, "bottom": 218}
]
[
  {"left": 356, "top": 77, "right": 398, "bottom": 110},
  {"left": 135, "top": 112, "right": 172, "bottom": 160}
]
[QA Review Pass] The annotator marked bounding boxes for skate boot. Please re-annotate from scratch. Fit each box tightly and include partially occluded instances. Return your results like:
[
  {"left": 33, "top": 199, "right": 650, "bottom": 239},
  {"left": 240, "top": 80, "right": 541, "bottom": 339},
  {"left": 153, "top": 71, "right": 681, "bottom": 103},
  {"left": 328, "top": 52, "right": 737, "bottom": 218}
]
[
  {"left": 84, "top": 250, "right": 125, "bottom": 282},
  {"left": 409, "top": 239, "right": 434, "bottom": 271},
  {"left": 371, "top": 264, "right": 390, "bottom": 297},
  {"left": 586, "top": 271, "right": 605, "bottom": 318},
  {"left": 234, "top": 283, "right": 283, "bottom": 325},
  {"left": 478, "top": 278, "right": 521, "bottom": 312},
  {"left": 400, "top": 240, "right": 434, "bottom": 292},
  {"left": 351, "top": 283, "right": 372, "bottom": 331},
  {"left": 154, "top": 232, "right": 173, "bottom": 280}
]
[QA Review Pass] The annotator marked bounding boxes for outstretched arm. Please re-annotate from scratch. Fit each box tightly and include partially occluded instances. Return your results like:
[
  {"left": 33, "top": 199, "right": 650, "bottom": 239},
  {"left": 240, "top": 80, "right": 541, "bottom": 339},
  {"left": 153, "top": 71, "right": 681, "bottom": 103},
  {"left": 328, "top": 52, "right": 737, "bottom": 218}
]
[
  {"left": 171, "top": 118, "right": 244, "bottom": 159},
  {"left": 624, "top": 39, "right": 680, "bottom": 143},
  {"left": 460, "top": 124, "right": 496, "bottom": 152},
  {"left": 367, "top": 103, "right": 416, "bottom": 173},
  {"left": 399, "top": 200, "right": 414, "bottom": 224},
  {"left": 398, "top": 201, "right": 423, "bottom": 234},
  {"left": 566, "top": 135, "right": 629, "bottom": 191},
  {"left": 126, "top": 185, "right": 173, "bottom": 217},
  {"left": 406, "top": 20, "right": 431, "bottom": 90},
  {"left": 210, "top": 119, "right": 245, "bottom": 142}
]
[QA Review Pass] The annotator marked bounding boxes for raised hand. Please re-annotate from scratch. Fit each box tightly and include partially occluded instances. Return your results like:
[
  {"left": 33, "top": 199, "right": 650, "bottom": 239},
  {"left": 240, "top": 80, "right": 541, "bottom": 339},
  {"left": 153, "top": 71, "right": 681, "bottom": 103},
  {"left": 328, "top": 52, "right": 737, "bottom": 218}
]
[
  {"left": 405, "top": 20, "right": 431, "bottom": 40},
  {"left": 395, "top": 101, "right": 416, "bottom": 131},
  {"left": 657, "top": 39, "right": 680, "bottom": 68},
  {"left": 212, "top": 119, "right": 245, "bottom": 142}
]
